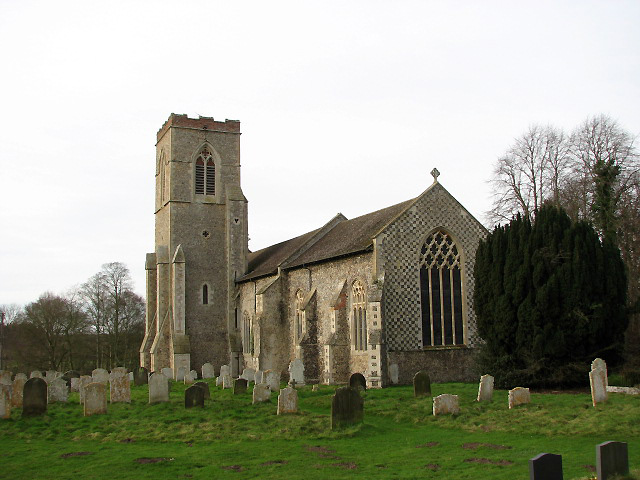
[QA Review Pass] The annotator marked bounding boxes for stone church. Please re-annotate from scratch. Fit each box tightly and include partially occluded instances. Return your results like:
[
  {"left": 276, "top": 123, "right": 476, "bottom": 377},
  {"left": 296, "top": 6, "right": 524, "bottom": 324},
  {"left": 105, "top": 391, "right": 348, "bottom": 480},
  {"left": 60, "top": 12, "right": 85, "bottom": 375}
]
[{"left": 139, "top": 114, "right": 487, "bottom": 386}]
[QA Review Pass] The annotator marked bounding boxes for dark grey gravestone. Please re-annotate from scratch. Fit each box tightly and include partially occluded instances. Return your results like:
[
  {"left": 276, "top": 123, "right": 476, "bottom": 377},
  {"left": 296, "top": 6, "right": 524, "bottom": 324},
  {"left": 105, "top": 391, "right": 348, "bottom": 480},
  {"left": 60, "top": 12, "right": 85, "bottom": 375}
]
[
  {"left": 413, "top": 370, "right": 431, "bottom": 397},
  {"left": 133, "top": 367, "right": 149, "bottom": 386},
  {"left": 529, "top": 453, "right": 563, "bottom": 480},
  {"left": 597, "top": 441, "right": 628, "bottom": 480},
  {"left": 331, "top": 386, "right": 364, "bottom": 430},
  {"left": 22, "top": 377, "right": 48, "bottom": 417},
  {"left": 184, "top": 385, "right": 204, "bottom": 408},
  {"left": 194, "top": 381, "right": 210, "bottom": 400},
  {"left": 349, "top": 373, "right": 366, "bottom": 391},
  {"left": 233, "top": 378, "right": 248, "bottom": 395}
]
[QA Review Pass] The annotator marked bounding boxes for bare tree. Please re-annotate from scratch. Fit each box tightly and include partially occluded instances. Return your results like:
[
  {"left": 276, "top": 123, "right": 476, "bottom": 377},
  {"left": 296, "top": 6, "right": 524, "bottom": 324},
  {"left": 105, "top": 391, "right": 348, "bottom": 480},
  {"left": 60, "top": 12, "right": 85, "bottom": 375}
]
[{"left": 81, "top": 272, "right": 109, "bottom": 368}]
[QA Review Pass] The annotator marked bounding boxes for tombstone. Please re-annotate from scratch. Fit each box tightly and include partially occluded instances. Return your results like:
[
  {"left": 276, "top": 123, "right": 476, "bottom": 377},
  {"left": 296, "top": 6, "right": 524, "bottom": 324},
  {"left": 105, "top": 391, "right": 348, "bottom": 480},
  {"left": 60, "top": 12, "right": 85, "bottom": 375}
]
[
  {"left": 175, "top": 366, "right": 187, "bottom": 382},
  {"left": 0, "top": 370, "right": 12, "bottom": 385},
  {"left": 233, "top": 378, "right": 248, "bottom": 394},
  {"left": 149, "top": 373, "right": 170, "bottom": 404},
  {"left": 78, "top": 375, "right": 93, "bottom": 404},
  {"left": 201, "top": 363, "right": 215, "bottom": 379},
  {"left": 48, "top": 378, "right": 69, "bottom": 403},
  {"left": 590, "top": 368, "right": 608, "bottom": 406},
  {"left": 92, "top": 368, "right": 109, "bottom": 385},
  {"left": 413, "top": 370, "right": 431, "bottom": 397},
  {"left": 22, "top": 377, "right": 48, "bottom": 416},
  {"left": 184, "top": 385, "right": 205, "bottom": 408},
  {"left": 241, "top": 368, "right": 256, "bottom": 383},
  {"left": 255, "top": 370, "right": 264, "bottom": 384},
  {"left": 277, "top": 386, "right": 298, "bottom": 415},
  {"left": 219, "top": 365, "right": 231, "bottom": 378},
  {"left": 596, "top": 441, "right": 629, "bottom": 480},
  {"left": 288, "top": 359, "right": 305, "bottom": 387},
  {"left": 349, "top": 373, "right": 367, "bottom": 392},
  {"left": 109, "top": 371, "right": 131, "bottom": 403},
  {"left": 161, "top": 367, "right": 173, "bottom": 380},
  {"left": 508, "top": 387, "right": 531, "bottom": 409},
  {"left": 0, "top": 385, "right": 11, "bottom": 419},
  {"left": 11, "top": 374, "right": 27, "bottom": 408},
  {"left": 84, "top": 382, "right": 107, "bottom": 416},
  {"left": 477, "top": 374, "right": 494, "bottom": 402},
  {"left": 264, "top": 370, "right": 281, "bottom": 391},
  {"left": 184, "top": 371, "right": 196, "bottom": 385},
  {"left": 128, "top": 372, "right": 134, "bottom": 382},
  {"left": 252, "top": 383, "right": 271, "bottom": 404},
  {"left": 222, "top": 374, "right": 233, "bottom": 389},
  {"left": 30, "top": 370, "right": 43, "bottom": 379},
  {"left": 433, "top": 394, "right": 460, "bottom": 416},
  {"left": 529, "top": 453, "right": 563, "bottom": 480},
  {"left": 215, "top": 376, "right": 222, "bottom": 387},
  {"left": 389, "top": 363, "right": 399, "bottom": 384},
  {"left": 62, "top": 370, "right": 80, "bottom": 388},
  {"left": 194, "top": 382, "right": 210, "bottom": 400},
  {"left": 331, "top": 386, "right": 364, "bottom": 430},
  {"left": 44, "top": 370, "right": 59, "bottom": 384},
  {"left": 70, "top": 377, "right": 80, "bottom": 393},
  {"left": 133, "top": 367, "right": 149, "bottom": 386}
]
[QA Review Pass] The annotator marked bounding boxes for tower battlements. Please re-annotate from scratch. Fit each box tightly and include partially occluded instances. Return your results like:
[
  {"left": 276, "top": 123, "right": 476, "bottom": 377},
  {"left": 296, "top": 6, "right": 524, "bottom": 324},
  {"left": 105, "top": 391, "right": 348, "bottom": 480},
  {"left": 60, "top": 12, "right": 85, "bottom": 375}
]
[{"left": 157, "top": 114, "right": 241, "bottom": 141}]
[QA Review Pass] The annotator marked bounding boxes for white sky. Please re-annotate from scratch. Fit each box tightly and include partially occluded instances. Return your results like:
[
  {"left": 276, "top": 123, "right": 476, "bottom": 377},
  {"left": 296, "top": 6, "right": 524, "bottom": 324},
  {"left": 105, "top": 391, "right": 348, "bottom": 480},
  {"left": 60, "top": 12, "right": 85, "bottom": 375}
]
[{"left": 1, "top": 1, "right": 639, "bottom": 306}]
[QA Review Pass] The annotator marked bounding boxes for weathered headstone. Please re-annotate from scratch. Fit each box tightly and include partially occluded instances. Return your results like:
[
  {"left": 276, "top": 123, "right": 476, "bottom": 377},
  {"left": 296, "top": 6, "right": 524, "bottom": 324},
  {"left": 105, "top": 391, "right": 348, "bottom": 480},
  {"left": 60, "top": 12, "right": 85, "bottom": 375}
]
[
  {"left": 110, "top": 370, "right": 131, "bottom": 403},
  {"left": 161, "top": 367, "right": 173, "bottom": 380},
  {"left": 529, "top": 453, "right": 563, "bottom": 480},
  {"left": 185, "top": 385, "right": 204, "bottom": 408},
  {"left": 508, "top": 387, "right": 531, "bottom": 409},
  {"left": 70, "top": 377, "right": 80, "bottom": 393},
  {"left": 0, "top": 370, "right": 12, "bottom": 385},
  {"left": 277, "top": 386, "right": 298, "bottom": 415},
  {"left": 92, "top": 368, "right": 109, "bottom": 385},
  {"left": 175, "top": 366, "right": 187, "bottom": 382},
  {"left": 11, "top": 374, "right": 27, "bottom": 407},
  {"left": 45, "top": 370, "right": 59, "bottom": 384},
  {"left": 477, "top": 374, "right": 494, "bottom": 402},
  {"left": 184, "top": 371, "right": 196, "bottom": 385},
  {"left": 219, "top": 365, "right": 231, "bottom": 378},
  {"left": 222, "top": 375, "right": 233, "bottom": 389},
  {"left": 83, "top": 382, "right": 107, "bottom": 416},
  {"left": 48, "top": 378, "right": 69, "bottom": 403},
  {"left": 233, "top": 378, "right": 248, "bottom": 394},
  {"left": 590, "top": 359, "right": 608, "bottom": 406},
  {"left": 413, "top": 370, "right": 431, "bottom": 397},
  {"left": 0, "top": 385, "right": 11, "bottom": 419},
  {"left": 349, "top": 372, "right": 367, "bottom": 392},
  {"left": 596, "top": 441, "right": 628, "bottom": 480},
  {"left": 288, "top": 359, "right": 305, "bottom": 386},
  {"left": 389, "top": 363, "right": 399, "bottom": 384},
  {"left": 22, "top": 377, "right": 47, "bottom": 416},
  {"left": 190, "top": 369, "right": 198, "bottom": 379},
  {"left": 201, "top": 363, "right": 215, "bottom": 379},
  {"left": 30, "top": 371, "right": 43, "bottom": 379},
  {"left": 241, "top": 368, "right": 256, "bottom": 383},
  {"left": 78, "top": 375, "right": 93, "bottom": 404},
  {"left": 255, "top": 370, "right": 264, "bottom": 384},
  {"left": 252, "top": 383, "right": 271, "bottom": 404},
  {"left": 194, "top": 381, "right": 210, "bottom": 400},
  {"left": 331, "top": 386, "right": 363, "bottom": 430},
  {"left": 215, "top": 375, "right": 222, "bottom": 387},
  {"left": 149, "top": 373, "right": 169, "bottom": 404},
  {"left": 129, "top": 372, "right": 134, "bottom": 382},
  {"left": 62, "top": 370, "right": 80, "bottom": 389},
  {"left": 265, "top": 370, "right": 281, "bottom": 391},
  {"left": 133, "top": 366, "right": 149, "bottom": 386},
  {"left": 433, "top": 394, "right": 459, "bottom": 415}
]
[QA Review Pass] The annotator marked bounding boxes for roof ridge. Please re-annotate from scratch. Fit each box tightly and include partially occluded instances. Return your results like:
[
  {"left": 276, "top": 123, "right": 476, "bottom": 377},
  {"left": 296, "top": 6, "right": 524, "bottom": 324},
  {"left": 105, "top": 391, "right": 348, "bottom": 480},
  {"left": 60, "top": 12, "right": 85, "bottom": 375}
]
[{"left": 280, "top": 213, "right": 347, "bottom": 269}]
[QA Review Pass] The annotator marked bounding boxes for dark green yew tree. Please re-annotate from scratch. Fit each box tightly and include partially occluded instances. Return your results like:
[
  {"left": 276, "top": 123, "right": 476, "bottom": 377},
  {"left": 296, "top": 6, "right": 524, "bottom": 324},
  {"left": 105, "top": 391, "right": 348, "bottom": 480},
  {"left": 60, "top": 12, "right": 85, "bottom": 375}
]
[{"left": 474, "top": 205, "right": 628, "bottom": 387}]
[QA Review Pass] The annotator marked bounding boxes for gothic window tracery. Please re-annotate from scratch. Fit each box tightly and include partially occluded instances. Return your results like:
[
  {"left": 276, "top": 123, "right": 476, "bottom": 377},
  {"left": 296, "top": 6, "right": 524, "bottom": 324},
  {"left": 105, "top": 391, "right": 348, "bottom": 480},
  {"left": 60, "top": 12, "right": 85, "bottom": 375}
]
[
  {"left": 195, "top": 147, "right": 215, "bottom": 196},
  {"left": 419, "top": 230, "right": 464, "bottom": 347},
  {"left": 294, "top": 290, "right": 305, "bottom": 344},
  {"left": 351, "top": 280, "right": 367, "bottom": 351}
]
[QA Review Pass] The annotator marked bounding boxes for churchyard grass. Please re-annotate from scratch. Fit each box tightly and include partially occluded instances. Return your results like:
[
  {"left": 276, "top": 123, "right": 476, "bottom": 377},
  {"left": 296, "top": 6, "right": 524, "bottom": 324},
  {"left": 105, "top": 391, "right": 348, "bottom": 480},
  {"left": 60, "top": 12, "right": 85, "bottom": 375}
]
[{"left": 0, "top": 381, "right": 638, "bottom": 479}]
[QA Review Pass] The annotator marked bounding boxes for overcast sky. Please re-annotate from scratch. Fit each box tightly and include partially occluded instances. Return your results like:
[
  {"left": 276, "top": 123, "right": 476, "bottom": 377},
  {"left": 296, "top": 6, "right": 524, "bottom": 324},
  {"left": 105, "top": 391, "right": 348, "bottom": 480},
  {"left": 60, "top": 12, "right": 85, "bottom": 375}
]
[{"left": 1, "top": 1, "right": 639, "bottom": 306}]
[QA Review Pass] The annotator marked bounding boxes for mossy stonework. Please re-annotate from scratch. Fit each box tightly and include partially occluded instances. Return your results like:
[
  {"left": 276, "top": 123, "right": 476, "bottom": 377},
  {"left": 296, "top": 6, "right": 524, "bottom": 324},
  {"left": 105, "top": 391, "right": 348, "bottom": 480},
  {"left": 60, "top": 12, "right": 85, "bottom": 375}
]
[{"left": 140, "top": 114, "right": 486, "bottom": 386}]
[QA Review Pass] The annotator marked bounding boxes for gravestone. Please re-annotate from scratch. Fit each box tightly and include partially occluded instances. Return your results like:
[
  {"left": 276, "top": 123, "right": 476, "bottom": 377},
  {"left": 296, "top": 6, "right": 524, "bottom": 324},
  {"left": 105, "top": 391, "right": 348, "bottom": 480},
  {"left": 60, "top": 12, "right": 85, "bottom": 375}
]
[
  {"left": 0, "top": 386, "right": 11, "bottom": 419},
  {"left": 508, "top": 387, "right": 531, "bottom": 408},
  {"left": 30, "top": 371, "right": 43, "bottom": 379},
  {"left": 389, "top": 363, "right": 399, "bottom": 384},
  {"left": 129, "top": 372, "right": 134, "bottom": 382},
  {"left": 529, "top": 453, "right": 563, "bottom": 480},
  {"left": 70, "top": 377, "right": 80, "bottom": 393},
  {"left": 149, "top": 373, "right": 169, "bottom": 404},
  {"left": 590, "top": 359, "right": 608, "bottom": 406},
  {"left": 331, "top": 386, "right": 363, "bottom": 430},
  {"left": 110, "top": 370, "right": 131, "bottom": 403},
  {"left": 349, "top": 373, "right": 367, "bottom": 392},
  {"left": 596, "top": 441, "right": 628, "bottom": 480},
  {"left": 219, "top": 365, "right": 231, "bottom": 378},
  {"left": 413, "top": 370, "right": 431, "bottom": 397},
  {"left": 222, "top": 375, "right": 233, "bottom": 389},
  {"left": 277, "top": 386, "right": 298, "bottom": 415},
  {"left": 11, "top": 374, "right": 27, "bottom": 408},
  {"left": 84, "top": 382, "right": 107, "bottom": 416},
  {"left": 265, "top": 370, "right": 281, "bottom": 391},
  {"left": 185, "top": 385, "right": 205, "bottom": 408},
  {"left": 175, "top": 366, "right": 187, "bottom": 382},
  {"left": 201, "top": 363, "right": 215, "bottom": 379},
  {"left": 190, "top": 369, "right": 198, "bottom": 379},
  {"left": 252, "top": 383, "right": 271, "bottom": 404},
  {"left": 133, "top": 367, "right": 149, "bottom": 386},
  {"left": 0, "top": 370, "right": 12, "bottom": 385},
  {"left": 432, "top": 394, "right": 460, "bottom": 415},
  {"left": 477, "top": 374, "right": 494, "bottom": 402},
  {"left": 62, "top": 370, "right": 80, "bottom": 389},
  {"left": 288, "top": 359, "right": 305, "bottom": 386},
  {"left": 78, "top": 375, "right": 93, "bottom": 404},
  {"left": 255, "top": 370, "right": 264, "bottom": 384},
  {"left": 22, "top": 377, "right": 47, "bottom": 416},
  {"left": 92, "top": 368, "right": 109, "bottom": 385},
  {"left": 194, "top": 382, "right": 210, "bottom": 400},
  {"left": 45, "top": 370, "right": 59, "bottom": 383},
  {"left": 215, "top": 376, "right": 222, "bottom": 387},
  {"left": 233, "top": 378, "right": 248, "bottom": 394},
  {"left": 161, "top": 367, "right": 173, "bottom": 380},
  {"left": 241, "top": 368, "right": 256, "bottom": 383},
  {"left": 47, "top": 378, "right": 68, "bottom": 403},
  {"left": 184, "top": 371, "right": 196, "bottom": 384}
]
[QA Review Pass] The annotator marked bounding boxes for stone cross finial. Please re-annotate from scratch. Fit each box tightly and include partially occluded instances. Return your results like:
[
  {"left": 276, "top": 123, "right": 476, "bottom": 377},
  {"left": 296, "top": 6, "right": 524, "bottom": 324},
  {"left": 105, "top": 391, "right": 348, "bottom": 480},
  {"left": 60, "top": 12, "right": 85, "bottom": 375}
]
[{"left": 431, "top": 168, "right": 440, "bottom": 183}]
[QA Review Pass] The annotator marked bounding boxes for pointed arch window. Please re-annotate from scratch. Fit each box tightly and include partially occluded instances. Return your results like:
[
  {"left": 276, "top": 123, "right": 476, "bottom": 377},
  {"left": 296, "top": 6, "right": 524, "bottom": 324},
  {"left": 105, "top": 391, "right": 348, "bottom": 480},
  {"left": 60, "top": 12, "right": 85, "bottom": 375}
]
[
  {"left": 294, "top": 290, "right": 305, "bottom": 344},
  {"left": 419, "top": 230, "right": 464, "bottom": 347},
  {"left": 202, "top": 284, "right": 209, "bottom": 305},
  {"left": 351, "top": 280, "right": 367, "bottom": 351},
  {"left": 242, "top": 312, "right": 252, "bottom": 353},
  {"left": 195, "top": 147, "right": 215, "bottom": 196}
]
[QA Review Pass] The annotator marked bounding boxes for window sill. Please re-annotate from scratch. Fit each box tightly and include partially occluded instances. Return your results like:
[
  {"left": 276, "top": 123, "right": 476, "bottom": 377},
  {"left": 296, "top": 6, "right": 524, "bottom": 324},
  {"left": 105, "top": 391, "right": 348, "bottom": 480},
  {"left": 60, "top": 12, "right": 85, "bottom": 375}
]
[{"left": 422, "top": 344, "right": 468, "bottom": 351}]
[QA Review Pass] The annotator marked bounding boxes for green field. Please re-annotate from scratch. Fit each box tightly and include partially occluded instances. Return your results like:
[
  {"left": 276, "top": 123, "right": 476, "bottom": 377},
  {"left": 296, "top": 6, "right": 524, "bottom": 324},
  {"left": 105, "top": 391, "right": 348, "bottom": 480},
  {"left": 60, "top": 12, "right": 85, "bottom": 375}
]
[{"left": 0, "top": 381, "right": 638, "bottom": 479}]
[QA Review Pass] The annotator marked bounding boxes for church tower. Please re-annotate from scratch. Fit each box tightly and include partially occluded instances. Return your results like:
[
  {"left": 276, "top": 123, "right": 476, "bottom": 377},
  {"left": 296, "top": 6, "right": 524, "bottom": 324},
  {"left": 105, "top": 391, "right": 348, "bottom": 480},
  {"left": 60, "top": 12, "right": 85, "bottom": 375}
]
[{"left": 140, "top": 114, "right": 248, "bottom": 376}]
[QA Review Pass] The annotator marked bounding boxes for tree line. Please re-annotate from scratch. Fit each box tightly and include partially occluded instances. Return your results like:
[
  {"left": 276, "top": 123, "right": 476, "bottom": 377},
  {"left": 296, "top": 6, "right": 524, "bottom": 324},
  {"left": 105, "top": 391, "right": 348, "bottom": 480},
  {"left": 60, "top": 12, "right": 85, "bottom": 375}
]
[{"left": 0, "top": 262, "right": 144, "bottom": 374}]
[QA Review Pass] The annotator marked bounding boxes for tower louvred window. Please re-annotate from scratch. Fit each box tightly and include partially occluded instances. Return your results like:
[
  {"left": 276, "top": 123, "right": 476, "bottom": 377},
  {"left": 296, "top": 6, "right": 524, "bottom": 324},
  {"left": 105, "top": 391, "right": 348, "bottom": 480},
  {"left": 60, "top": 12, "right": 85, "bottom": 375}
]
[
  {"left": 206, "top": 159, "right": 215, "bottom": 195},
  {"left": 195, "top": 147, "right": 215, "bottom": 196},
  {"left": 195, "top": 158, "right": 205, "bottom": 195}
]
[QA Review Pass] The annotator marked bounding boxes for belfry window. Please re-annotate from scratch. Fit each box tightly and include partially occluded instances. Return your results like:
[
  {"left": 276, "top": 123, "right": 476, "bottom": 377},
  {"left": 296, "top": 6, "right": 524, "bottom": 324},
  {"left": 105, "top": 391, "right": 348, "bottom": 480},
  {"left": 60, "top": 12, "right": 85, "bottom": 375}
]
[
  {"left": 195, "top": 147, "right": 215, "bottom": 196},
  {"left": 294, "top": 290, "right": 304, "bottom": 343},
  {"left": 419, "top": 230, "right": 464, "bottom": 347},
  {"left": 352, "top": 280, "right": 367, "bottom": 351}
]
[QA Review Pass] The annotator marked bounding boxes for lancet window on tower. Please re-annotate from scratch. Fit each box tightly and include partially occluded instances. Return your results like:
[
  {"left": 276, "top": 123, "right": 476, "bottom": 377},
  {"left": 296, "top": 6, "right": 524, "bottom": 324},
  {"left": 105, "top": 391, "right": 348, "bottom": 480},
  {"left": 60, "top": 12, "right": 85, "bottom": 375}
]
[
  {"left": 195, "top": 147, "right": 215, "bottom": 196},
  {"left": 351, "top": 280, "right": 367, "bottom": 351},
  {"left": 419, "top": 230, "right": 464, "bottom": 347}
]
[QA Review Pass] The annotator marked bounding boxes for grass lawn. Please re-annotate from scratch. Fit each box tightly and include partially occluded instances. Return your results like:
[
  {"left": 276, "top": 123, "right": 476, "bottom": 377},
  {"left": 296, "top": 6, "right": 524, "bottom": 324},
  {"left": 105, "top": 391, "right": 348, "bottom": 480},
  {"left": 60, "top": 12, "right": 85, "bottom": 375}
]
[{"left": 0, "top": 381, "right": 638, "bottom": 479}]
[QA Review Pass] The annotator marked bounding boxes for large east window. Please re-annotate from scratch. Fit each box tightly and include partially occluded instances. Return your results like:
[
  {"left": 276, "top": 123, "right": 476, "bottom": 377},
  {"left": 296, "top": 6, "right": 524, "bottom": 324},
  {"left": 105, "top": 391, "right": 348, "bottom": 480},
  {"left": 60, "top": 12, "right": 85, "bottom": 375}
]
[
  {"left": 419, "top": 230, "right": 464, "bottom": 346},
  {"left": 195, "top": 147, "right": 215, "bottom": 196}
]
